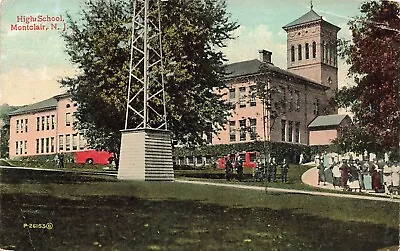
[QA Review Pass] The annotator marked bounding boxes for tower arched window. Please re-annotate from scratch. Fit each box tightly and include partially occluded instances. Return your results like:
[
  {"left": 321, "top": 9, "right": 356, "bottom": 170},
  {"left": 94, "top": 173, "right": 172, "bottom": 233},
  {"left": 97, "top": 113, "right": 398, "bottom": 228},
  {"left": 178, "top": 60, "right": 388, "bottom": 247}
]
[
  {"left": 291, "top": 45, "right": 295, "bottom": 62},
  {"left": 312, "top": 41, "right": 316, "bottom": 58},
  {"left": 321, "top": 41, "right": 325, "bottom": 62},
  {"left": 298, "top": 44, "right": 302, "bottom": 60},
  {"left": 305, "top": 43, "right": 309, "bottom": 59}
]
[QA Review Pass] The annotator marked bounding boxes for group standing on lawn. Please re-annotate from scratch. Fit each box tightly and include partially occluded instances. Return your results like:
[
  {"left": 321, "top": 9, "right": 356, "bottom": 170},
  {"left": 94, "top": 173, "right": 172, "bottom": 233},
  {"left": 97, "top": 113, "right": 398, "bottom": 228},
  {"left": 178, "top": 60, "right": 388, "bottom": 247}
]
[
  {"left": 314, "top": 153, "right": 400, "bottom": 194},
  {"left": 225, "top": 153, "right": 291, "bottom": 183}
]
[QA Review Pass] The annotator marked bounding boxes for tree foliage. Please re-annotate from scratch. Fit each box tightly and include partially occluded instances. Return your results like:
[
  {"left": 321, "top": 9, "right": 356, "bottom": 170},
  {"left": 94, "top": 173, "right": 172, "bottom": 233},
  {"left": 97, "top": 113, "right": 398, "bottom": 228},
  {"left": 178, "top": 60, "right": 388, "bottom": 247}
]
[
  {"left": 0, "top": 104, "right": 18, "bottom": 158},
  {"left": 61, "top": 0, "right": 238, "bottom": 159},
  {"left": 334, "top": 0, "right": 400, "bottom": 157}
]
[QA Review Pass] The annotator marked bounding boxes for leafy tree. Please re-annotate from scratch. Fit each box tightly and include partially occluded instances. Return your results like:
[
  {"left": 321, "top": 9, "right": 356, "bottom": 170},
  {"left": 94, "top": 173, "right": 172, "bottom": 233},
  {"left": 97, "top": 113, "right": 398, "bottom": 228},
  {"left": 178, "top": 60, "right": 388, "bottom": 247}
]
[
  {"left": 61, "top": 0, "right": 238, "bottom": 164},
  {"left": 334, "top": 0, "right": 400, "bottom": 158},
  {"left": 0, "top": 104, "right": 18, "bottom": 158}
]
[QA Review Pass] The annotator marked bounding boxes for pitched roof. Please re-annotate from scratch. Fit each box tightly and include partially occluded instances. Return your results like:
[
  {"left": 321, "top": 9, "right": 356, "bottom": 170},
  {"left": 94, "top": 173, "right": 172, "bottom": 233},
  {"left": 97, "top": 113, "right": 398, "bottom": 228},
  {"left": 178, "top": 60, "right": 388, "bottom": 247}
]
[
  {"left": 8, "top": 97, "right": 57, "bottom": 116},
  {"left": 308, "top": 114, "right": 350, "bottom": 128},
  {"left": 224, "top": 59, "right": 328, "bottom": 90},
  {"left": 283, "top": 9, "right": 322, "bottom": 29}
]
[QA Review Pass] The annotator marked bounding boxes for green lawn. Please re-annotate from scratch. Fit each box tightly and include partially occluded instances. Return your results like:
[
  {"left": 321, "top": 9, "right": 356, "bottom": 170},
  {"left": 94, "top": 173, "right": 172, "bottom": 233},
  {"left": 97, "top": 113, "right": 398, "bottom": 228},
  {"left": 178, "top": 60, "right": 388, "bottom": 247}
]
[{"left": 0, "top": 168, "right": 398, "bottom": 251}]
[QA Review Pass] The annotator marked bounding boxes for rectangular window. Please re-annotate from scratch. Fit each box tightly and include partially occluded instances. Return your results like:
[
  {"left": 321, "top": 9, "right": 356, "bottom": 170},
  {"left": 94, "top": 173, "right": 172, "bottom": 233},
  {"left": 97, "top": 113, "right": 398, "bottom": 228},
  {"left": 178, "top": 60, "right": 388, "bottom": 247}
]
[
  {"left": 41, "top": 116, "right": 45, "bottom": 131},
  {"left": 239, "top": 119, "right": 246, "bottom": 141},
  {"left": 20, "top": 119, "right": 23, "bottom": 133},
  {"left": 79, "top": 134, "right": 85, "bottom": 149},
  {"left": 66, "top": 113, "right": 71, "bottom": 126},
  {"left": 239, "top": 87, "right": 246, "bottom": 108},
  {"left": 16, "top": 120, "right": 19, "bottom": 133},
  {"left": 37, "top": 117, "right": 40, "bottom": 131},
  {"left": 313, "top": 98, "right": 320, "bottom": 115},
  {"left": 65, "top": 134, "right": 71, "bottom": 151},
  {"left": 288, "top": 89, "right": 293, "bottom": 111},
  {"left": 46, "top": 116, "right": 50, "bottom": 130},
  {"left": 19, "top": 141, "right": 23, "bottom": 155},
  {"left": 15, "top": 142, "right": 18, "bottom": 155},
  {"left": 25, "top": 118, "right": 28, "bottom": 132},
  {"left": 249, "top": 118, "right": 257, "bottom": 141},
  {"left": 36, "top": 139, "right": 39, "bottom": 154},
  {"left": 229, "top": 121, "right": 236, "bottom": 142},
  {"left": 45, "top": 138, "right": 49, "bottom": 153},
  {"left": 51, "top": 137, "right": 55, "bottom": 153},
  {"left": 59, "top": 135, "right": 64, "bottom": 151},
  {"left": 295, "top": 122, "right": 300, "bottom": 143},
  {"left": 41, "top": 138, "right": 44, "bottom": 153},
  {"left": 281, "top": 120, "right": 286, "bottom": 142},
  {"left": 288, "top": 121, "right": 293, "bottom": 142},
  {"left": 72, "top": 134, "right": 78, "bottom": 150},
  {"left": 51, "top": 115, "right": 55, "bottom": 130},
  {"left": 229, "top": 88, "right": 235, "bottom": 106},
  {"left": 249, "top": 85, "right": 256, "bottom": 107},
  {"left": 295, "top": 91, "right": 300, "bottom": 112},
  {"left": 24, "top": 140, "right": 27, "bottom": 154}
]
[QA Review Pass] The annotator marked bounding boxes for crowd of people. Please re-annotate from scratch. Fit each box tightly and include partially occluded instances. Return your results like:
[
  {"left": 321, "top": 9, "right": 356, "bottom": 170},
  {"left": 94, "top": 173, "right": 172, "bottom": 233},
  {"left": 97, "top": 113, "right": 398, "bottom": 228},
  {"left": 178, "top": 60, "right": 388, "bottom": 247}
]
[
  {"left": 253, "top": 157, "right": 290, "bottom": 183},
  {"left": 315, "top": 153, "right": 400, "bottom": 194},
  {"left": 224, "top": 154, "right": 290, "bottom": 183}
]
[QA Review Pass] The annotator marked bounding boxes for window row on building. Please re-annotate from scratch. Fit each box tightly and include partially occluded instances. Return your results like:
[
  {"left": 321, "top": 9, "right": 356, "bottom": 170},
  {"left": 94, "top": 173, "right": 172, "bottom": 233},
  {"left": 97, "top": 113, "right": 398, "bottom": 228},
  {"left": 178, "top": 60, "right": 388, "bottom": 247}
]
[
  {"left": 229, "top": 118, "right": 257, "bottom": 142},
  {"left": 290, "top": 41, "right": 337, "bottom": 66},
  {"left": 15, "top": 140, "right": 27, "bottom": 155},
  {"left": 229, "top": 85, "right": 303, "bottom": 112},
  {"left": 35, "top": 137, "right": 55, "bottom": 154},
  {"left": 58, "top": 134, "right": 85, "bottom": 152},
  {"left": 16, "top": 118, "right": 28, "bottom": 133},
  {"left": 36, "top": 115, "right": 56, "bottom": 131},
  {"left": 281, "top": 120, "right": 300, "bottom": 143}
]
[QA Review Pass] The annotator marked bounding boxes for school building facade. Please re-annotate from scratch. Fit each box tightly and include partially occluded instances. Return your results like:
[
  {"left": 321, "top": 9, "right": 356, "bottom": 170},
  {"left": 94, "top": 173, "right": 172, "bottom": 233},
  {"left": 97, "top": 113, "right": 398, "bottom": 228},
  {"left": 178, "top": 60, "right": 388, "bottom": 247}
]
[
  {"left": 212, "top": 7, "right": 341, "bottom": 147},
  {"left": 8, "top": 93, "right": 87, "bottom": 158}
]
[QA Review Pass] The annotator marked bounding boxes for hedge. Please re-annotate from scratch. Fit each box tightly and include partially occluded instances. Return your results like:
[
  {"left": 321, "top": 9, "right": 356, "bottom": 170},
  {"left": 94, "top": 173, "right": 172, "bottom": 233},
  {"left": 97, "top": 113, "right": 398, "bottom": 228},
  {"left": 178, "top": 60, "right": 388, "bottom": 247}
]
[{"left": 173, "top": 142, "right": 333, "bottom": 164}]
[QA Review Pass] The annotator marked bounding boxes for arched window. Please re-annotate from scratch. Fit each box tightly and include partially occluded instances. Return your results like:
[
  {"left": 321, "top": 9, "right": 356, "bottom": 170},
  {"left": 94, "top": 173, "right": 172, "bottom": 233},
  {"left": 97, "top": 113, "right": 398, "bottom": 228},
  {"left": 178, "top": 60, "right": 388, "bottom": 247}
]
[
  {"left": 321, "top": 41, "right": 325, "bottom": 62},
  {"left": 291, "top": 45, "right": 295, "bottom": 62},
  {"left": 312, "top": 41, "right": 316, "bottom": 58},
  {"left": 305, "top": 43, "right": 309, "bottom": 59},
  {"left": 298, "top": 44, "right": 302, "bottom": 60}
]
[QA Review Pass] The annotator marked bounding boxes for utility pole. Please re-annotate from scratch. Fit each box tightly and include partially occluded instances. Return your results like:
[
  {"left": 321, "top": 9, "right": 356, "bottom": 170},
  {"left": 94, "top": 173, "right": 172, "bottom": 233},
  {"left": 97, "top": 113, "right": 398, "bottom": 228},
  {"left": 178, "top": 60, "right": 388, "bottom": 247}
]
[{"left": 118, "top": 0, "right": 174, "bottom": 181}]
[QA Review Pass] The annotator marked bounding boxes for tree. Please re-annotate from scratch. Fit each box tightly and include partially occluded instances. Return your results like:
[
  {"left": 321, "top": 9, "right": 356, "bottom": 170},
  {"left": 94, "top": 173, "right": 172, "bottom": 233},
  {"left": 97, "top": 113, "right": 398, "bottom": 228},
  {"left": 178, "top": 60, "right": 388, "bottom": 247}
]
[
  {"left": 61, "top": 0, "right": 238, "bottom": 163},
  {"left": 0, "top": 104, "right": 18, "bottom": 158},
  {"left": 334, "top": 0, "right": 400, "bottom": 158}
]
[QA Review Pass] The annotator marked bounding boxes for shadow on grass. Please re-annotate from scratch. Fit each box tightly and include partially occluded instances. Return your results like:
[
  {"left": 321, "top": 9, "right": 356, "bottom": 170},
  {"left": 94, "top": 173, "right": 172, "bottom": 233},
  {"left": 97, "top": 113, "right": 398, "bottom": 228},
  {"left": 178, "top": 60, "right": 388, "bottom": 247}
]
[
  {"left": 0, "top": 168, "right": 397, "bottom": 251},
  {"left": 0, "top": 168, "right": 116, "bottom": 185}
]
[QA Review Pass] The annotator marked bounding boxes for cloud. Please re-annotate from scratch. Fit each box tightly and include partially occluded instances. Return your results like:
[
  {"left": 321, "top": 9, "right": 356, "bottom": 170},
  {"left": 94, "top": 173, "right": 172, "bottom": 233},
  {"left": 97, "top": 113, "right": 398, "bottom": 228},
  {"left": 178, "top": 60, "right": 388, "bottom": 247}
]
[
  {"left": 221, "top": 24, "right": 287, "bottom": 68},
  {"left": 0, "top": 66, "right": 74, "bottom": 105}
]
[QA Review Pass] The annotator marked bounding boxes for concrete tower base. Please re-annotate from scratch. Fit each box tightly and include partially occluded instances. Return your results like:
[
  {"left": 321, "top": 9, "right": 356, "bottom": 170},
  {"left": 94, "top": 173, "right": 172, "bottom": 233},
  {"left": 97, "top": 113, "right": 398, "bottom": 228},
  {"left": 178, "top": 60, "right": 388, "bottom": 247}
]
[{"left": 117, "top": 129, "right": 174, "bottom": 181}]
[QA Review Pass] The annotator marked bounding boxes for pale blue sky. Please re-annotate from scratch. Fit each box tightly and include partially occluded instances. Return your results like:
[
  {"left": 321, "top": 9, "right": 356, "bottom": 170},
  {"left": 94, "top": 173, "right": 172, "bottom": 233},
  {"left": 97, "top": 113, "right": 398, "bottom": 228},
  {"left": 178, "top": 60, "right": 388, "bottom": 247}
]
[{"left": 0, "top": 0, "right": 364, "bottom": 105}]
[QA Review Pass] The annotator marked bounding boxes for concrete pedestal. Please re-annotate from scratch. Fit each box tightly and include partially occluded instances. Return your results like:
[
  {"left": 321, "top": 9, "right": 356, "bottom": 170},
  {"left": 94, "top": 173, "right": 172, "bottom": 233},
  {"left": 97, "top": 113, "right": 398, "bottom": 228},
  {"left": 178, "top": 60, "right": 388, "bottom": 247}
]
[{"left": 117, "top": 129, "right": 174, "bottom": 181}]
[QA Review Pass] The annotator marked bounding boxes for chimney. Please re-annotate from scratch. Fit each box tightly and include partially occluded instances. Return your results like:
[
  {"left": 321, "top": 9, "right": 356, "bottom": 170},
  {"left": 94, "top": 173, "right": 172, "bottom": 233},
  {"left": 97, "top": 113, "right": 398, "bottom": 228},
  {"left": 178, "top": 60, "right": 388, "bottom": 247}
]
[{"left": 259, "top": 49, "right": 272, "bottom": 64}]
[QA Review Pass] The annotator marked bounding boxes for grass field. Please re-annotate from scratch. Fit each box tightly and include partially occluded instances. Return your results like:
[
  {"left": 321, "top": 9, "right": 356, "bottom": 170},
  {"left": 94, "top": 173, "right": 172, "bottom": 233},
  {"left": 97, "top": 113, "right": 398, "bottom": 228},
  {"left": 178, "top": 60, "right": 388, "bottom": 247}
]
[{"left": 0, "top": 168, "right": 398, "bottom": 251}]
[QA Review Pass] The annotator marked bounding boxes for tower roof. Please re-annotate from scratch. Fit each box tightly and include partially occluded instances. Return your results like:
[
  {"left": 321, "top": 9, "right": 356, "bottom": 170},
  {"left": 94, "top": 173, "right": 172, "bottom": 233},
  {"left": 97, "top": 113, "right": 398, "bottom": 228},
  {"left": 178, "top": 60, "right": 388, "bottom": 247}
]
[
  {"left": 283, "top": 9, "right": 322, "bottom": 29},
  {"left": 282, "top": 8, "right": 340, "bottom": 31}
]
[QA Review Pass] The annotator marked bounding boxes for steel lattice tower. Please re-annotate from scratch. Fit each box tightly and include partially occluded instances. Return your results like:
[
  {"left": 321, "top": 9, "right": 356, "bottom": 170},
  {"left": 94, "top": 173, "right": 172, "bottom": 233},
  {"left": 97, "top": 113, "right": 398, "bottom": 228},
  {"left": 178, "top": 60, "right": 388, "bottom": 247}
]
[
  {"left": 125, "top": 0, "right": 167, "bottom": 130},
  {"left": 118, "top": 0, "right": 174, "bottom": 181}
]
